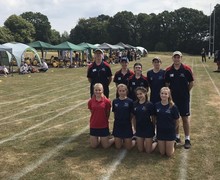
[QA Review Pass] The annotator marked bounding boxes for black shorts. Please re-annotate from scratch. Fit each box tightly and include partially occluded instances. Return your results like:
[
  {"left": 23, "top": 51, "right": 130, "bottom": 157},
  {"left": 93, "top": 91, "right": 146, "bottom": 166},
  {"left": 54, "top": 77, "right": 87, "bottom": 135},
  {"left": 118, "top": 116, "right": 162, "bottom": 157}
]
[
  {"left": 157, "top": 128, "right": 175, "bottom": 141},
  {"left": 90, "top": 128, "right": 110, "bottom": 137},
  {"left": 112, "top": 123, "right": 133, "bottom": 138},
  {"left": 175, "top": 99, "right": 190, "bottom": 116},
  {"left": 136, "top": 124, "right": 155, "bottom": 138}
]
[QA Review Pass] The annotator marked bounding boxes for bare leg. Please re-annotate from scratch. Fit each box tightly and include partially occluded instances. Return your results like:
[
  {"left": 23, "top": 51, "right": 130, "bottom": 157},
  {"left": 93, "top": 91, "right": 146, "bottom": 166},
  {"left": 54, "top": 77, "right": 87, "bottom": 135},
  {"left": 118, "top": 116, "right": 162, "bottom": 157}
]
[
  {"left": 182, "top": 116, "right": 190, "bottom": 137},
  {"left": 100, "top": 136, "right": 114, "bottom": 149},
  {"left": 158, "top": 140, "right": 166, "bottom": 155},
  {"left": 115, "top": 137, "right": 123, "bottom": 149},
  {"left": 90, "top": 136, "right": 100, "bottom": 148},
  {"left": 136, "top": 137, "right": 144, "bottom": 152},
  {"left": 165, "top": 141, "right": 175, "bottom": 157}
]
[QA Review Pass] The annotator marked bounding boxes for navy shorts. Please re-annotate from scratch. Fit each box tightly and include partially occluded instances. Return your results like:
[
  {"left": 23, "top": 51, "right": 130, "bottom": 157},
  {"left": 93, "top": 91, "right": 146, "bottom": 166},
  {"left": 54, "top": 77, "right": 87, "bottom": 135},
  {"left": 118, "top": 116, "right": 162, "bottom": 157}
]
[
  {"left": 90, "top": 128, "right": 110, "bottom": 137},
  {"left": 136, "top": 124, "right": 155, "bottom": 138},
  {"left": 157, "top": 128, "right": 175, "bottom": 141},
  {"left": 175, "top": 99, "right": 190, "bottom": 117},
  {"left": 112, "top": 123, "right": 133, "bottom": 138}
]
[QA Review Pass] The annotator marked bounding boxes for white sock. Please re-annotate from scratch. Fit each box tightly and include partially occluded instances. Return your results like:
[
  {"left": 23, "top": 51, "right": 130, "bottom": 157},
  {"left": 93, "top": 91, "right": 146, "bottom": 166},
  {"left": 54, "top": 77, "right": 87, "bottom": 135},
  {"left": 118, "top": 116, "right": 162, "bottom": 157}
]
[
  {"left": 176, "top": 134, "right": 180, "bottom": 139},
  {"left": 185, "top": 136, "right": 190, "bottom": 140}
]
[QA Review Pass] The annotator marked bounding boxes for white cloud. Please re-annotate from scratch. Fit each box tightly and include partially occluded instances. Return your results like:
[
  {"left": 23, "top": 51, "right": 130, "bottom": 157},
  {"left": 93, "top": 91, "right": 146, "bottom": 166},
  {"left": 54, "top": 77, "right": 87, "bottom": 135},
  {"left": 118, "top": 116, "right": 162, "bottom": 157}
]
[{"left": 0, "top": 0, "right": 218, "bottom": 34}]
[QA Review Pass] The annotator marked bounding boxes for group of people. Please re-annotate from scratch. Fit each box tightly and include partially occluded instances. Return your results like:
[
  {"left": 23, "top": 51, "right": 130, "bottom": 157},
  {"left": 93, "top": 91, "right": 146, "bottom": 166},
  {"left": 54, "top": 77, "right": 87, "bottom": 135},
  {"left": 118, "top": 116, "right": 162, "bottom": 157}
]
[
  {"left": 19, "top": 59, "right": 49, "bottom": 74},
  {"left": 87, "top": 49, "right": 194, "bottom": 157}
]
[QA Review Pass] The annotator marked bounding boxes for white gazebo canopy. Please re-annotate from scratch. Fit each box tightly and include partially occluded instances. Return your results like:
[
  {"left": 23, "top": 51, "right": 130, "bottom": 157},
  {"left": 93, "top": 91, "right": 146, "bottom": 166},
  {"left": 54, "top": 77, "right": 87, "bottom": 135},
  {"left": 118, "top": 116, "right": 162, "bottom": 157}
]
[{"left": 3, "top": 42, "right": 41, "bottom": 67}]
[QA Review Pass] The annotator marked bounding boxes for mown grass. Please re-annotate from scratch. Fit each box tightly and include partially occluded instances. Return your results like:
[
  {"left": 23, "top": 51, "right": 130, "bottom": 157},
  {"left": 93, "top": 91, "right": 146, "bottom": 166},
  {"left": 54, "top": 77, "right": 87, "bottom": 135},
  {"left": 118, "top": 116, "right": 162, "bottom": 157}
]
[{"left": 0, "top": 53, "right": 220, "bottom": 180}]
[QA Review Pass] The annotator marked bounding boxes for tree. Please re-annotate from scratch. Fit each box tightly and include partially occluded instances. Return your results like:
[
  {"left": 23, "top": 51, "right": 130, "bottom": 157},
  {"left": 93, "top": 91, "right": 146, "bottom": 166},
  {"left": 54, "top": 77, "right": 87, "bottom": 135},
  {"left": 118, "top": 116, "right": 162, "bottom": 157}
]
[
  {"left": 21, "top": 12, "right": 51, "bottom": 42},
  {"left": 4, "top": 15, "right": 35, "bottom": 43},
  {"left": 171, "top": 8, "right": 208, "bottom": 53},
  {"left": 69, "top": 15, "right": 110, "bottom": 44},
  {"left": 107, "top": 11, "right": 137, "bottom": 44},
  {"left": 50, "top": 29, "right": 61, "bottom": 45},
  {"left": 60, "top": 31, "right": 70, "bottom": 42},
  {"left": 0, "top": 26, "right": 14, "bottom": 44}
]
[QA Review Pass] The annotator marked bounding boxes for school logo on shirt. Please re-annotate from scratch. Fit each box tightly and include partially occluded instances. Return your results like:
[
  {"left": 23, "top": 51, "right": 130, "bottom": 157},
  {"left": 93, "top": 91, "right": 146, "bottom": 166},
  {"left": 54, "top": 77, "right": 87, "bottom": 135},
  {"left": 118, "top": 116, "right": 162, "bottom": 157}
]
[
  {"left": 132, "top": 82, "right": 135, "bottom": 85},
  {"left": 158, "top": 76, "right": 163, "bottom": 80},
  {"left": 115, "top": 103, "right": 119, "bottom": 107},
  {"left": 170, "top": 74, "right": 174, "bottom": 77},
  {"left": 101, "top": 68, "right": 106, "bottom": 71},
  {"left": 150, "top": 77, "right": 153, "bottom": 80},
  {"left": 140, "top": 82, "right": 144, "bottom": 86},
  {"left": 92, "top": 68, "right": 97, "bottom": 72},
  {"left": 142, "top": 106, "right": 146, "bottom": 111},
  {"left": 180, "top": 73, "right": 185, "bottom": 77},
  {"left": 124, "top": 103, "right": 129, "bottom": 107},
  {"left": 165, "top": 109, "right": 171, "bottom": 114},
  {"left": 118, "top": 77, "right": 122, "bottom": 80},
  {"left": 157, "top": 108, "right": 160, "bottom": 112}
]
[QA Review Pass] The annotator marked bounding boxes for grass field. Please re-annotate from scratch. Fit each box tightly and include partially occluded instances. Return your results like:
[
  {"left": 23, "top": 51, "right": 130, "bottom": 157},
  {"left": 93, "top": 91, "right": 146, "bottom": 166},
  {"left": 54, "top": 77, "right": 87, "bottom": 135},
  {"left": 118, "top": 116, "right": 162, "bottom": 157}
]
[{"left": 0, "top": 53, "right": 220, "bottom": 180}]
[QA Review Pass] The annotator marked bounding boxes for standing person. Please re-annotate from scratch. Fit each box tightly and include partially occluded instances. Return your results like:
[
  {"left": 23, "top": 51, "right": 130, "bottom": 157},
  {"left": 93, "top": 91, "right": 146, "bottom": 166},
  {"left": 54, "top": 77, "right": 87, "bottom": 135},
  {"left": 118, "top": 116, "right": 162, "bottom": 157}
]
[
  {"left": 113, "top": 57, "right": 134, "bottom": 97},
  {"left": 128, "top": 62, "right": 149, "bottom": 101},
  {"left": 128, "top": 62, "right": 149, "bottom": 135},
  {"left": 154, "top": 87, "right": 180, "bottom": 157},
  {"left": 88, "top": 83, "right": 114, "bottom": 148},
  {"left": 133, "top": 87, "right": 157, "bottom": 153},
  {"left": 214, "top": 50, "right": 220, "bottom": 72},
  {"left": 147, "top": 57, "right": 165, "bottom": 104},
  {"left": 201, "top": 48, "right": 206, "bottom": 62},
  {"left": 112, "top": 84, "right": 135, "bottom": 150},
  {"left": 87, "top": 49, "right": 112, "bottom": 98},
  {"left": 165, "top": 51, "right": 194, "bottom": 149}
]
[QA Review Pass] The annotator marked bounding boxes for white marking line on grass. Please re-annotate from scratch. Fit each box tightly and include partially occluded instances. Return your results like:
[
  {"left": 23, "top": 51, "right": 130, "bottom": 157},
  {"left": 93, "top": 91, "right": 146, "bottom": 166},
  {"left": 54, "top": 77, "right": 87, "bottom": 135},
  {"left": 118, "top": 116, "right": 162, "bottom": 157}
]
[
  {"left": 0, "top": 79, "right": 87, "bottom": 106},
  {"left": 101, "top": 150, "right": 127, "bottom": 180},
  {"left": 22, "top": 115, "right": 90, "bottom": 138},
  {"left": 202, "top": 63, "right": 220, "bottom": 96},
  {"left": 9, "top": 126, "right": 89, "bottom": 180},
  {"left": 0, "top": 100, "right": 87, "bottom": 145},
  {"left": 0, "top": 86, "right": 88, "bottom": 122},
  {"left": 178, "top": 60, "right": 194, "bottom": 180}
]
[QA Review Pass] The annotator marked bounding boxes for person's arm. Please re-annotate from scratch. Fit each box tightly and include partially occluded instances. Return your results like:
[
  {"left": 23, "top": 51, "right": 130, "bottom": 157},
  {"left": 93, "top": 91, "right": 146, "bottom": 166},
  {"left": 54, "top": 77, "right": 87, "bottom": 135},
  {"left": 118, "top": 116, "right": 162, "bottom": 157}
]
[
  {"left": 151, "top": 115, "right": 156, "bottom": 125},
  {"left": 188, "top": 81, "right": 194, "bottom": 91},
  {"left": 88, "top": 77, "right": 92, "bottom": 83},
  {"left": 108, "top": 76, "right": 112, "bottom": 85}
]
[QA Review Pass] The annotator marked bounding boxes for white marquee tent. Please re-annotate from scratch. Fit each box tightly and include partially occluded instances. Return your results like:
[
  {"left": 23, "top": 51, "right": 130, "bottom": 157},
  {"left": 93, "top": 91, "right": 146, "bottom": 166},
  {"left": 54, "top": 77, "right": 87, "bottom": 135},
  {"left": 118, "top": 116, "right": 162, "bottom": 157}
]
[{"left": 3, "top": 42, "right": 41, "bottom": 67}]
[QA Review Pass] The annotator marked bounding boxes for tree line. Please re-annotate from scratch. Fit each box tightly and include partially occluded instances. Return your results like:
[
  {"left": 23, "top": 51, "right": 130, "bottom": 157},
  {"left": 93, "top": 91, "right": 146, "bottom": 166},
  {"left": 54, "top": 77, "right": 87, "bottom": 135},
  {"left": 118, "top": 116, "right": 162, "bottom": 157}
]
[{"left": 0, "top": 4, "right": 219, "bottom": 55}]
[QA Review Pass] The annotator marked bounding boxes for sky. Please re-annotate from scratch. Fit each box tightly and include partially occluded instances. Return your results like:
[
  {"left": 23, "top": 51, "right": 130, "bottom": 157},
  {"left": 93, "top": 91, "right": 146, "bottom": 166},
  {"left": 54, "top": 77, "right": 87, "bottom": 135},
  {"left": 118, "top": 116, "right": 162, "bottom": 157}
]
[{"left": 0, "top": 0, "right": 218, "bottom": 34}]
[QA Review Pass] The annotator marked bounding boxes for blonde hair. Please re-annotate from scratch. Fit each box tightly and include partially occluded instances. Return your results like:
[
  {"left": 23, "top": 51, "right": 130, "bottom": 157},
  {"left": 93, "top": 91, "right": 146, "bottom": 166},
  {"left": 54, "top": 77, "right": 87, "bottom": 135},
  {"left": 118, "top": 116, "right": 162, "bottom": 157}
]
[
  {"left": 160, "top": 87, "right": 174, "bottom": 108},
  {"left": 93, "top": 83, "right": 104, "bottom": 97},
  {"left": 117, "top": 83, "right": 128, "bottom": 94},
  {"left": 94, "top": 83, "right": 103, "bottom": 89}
]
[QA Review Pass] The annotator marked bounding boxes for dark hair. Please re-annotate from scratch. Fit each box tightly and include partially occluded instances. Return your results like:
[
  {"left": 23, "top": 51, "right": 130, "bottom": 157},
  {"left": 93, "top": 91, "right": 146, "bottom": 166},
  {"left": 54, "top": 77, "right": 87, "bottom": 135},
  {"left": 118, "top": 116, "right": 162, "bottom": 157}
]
[
  {"left": 135, "top": 87, "right": 148, "bottom": 102},
  {"left": 133, "top": 62, "right": 142, "bottom": 68}
]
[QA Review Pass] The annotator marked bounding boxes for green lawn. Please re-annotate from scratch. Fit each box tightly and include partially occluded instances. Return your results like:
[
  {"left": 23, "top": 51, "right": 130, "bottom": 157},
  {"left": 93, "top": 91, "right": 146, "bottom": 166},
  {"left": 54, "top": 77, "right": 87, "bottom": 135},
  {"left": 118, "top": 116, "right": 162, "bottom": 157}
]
[{"left": 0, "top": 53, "right": 220, "bottom": 180}]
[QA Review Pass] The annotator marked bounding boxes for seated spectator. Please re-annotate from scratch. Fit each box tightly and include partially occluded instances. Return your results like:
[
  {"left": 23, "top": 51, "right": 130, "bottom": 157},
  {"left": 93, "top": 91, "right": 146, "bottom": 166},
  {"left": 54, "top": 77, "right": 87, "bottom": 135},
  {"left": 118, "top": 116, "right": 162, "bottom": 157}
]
[
  {"left": 0, "top": 65, "right": 9, "bottom": 75},
  {"left": 39, "top": 60, "right": 48, "bottom": 72},
  {"left": 20, "top": 62, "right": 29, "bottom": 74}
]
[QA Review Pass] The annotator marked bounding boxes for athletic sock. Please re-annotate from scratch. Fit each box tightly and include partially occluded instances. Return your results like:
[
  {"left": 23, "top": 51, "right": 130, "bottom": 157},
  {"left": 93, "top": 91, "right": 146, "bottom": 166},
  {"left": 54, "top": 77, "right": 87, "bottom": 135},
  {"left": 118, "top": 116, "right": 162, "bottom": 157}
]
[
  {"left": 185, "top": 136, "right": 190, "bottom": 140},
  {"left": 176, "top": 134, "right": 180, "bottom": 139}
]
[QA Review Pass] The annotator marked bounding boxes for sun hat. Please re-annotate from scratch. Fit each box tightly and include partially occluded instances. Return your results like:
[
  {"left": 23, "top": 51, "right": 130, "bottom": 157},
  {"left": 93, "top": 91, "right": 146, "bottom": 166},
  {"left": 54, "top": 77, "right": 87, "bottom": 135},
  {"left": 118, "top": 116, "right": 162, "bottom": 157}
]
[
  {"left": 94, "top": 48, "right": 103, "bottom": 54},
  {"left": 173, "top": 51, "right": 182, "bottom": 57}
]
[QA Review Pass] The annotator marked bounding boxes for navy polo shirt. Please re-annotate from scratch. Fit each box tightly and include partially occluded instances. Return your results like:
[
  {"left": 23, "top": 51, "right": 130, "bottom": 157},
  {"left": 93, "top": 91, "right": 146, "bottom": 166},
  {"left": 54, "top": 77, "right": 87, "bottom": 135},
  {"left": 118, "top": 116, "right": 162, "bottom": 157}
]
[
  {"left": 87, "top": 61, "right": 112, "bottom": 97},
  {"left": 147, "top": 69, "right": 165, "bottom": 104},
  {"left": 127, "top": 74, "right": 149, "bottom": 101},
  {"left": 154, "top": 102, "right": 180, "bottom": 130},
  {"left": 113, "top": 69, "right": 134, "bottom": 86},
  {"left": 164, "top": 64, "right": 194, "bottom": 101}
]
